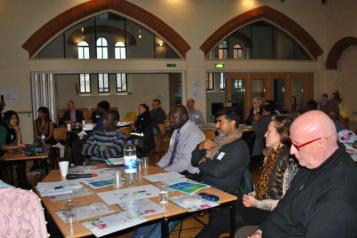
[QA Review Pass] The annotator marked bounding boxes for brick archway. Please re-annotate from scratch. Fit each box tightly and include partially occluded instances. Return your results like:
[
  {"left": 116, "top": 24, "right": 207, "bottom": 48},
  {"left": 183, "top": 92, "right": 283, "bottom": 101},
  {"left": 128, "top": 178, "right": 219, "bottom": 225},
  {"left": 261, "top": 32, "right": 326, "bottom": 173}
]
[
  {"left": 200, "top": 6, "right": 323, "bottom": 60},
  {"left": 326, "top": 37, "right": 357, "bottom": 70},
  {"left": 22, "top": 0, "right": 190, "bottom": 58}
]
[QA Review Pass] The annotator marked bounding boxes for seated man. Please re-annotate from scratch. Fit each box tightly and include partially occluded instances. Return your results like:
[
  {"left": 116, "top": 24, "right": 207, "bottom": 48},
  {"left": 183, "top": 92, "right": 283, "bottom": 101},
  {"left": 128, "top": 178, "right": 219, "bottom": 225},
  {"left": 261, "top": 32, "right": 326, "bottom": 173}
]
[
  {"left": 59, "top": 100, "right": 84, "bottom": 126},
  {"left": 187, "top": 98, "right": 205, "bottom": 124},
  {"left": 157, "top": 104, "right": 205, "bottom": 178},
  {"left": 191, "top": 107, "right": 250, "bottom": 194},
  {"left": 73, "top": 100, "right": 110, "bottom": 165},
  {"left": 82, "top": 110, "right": 126, "bottom": 164},
  {"left": 246, "top": 110, "right": 357, "bottom": 238}
]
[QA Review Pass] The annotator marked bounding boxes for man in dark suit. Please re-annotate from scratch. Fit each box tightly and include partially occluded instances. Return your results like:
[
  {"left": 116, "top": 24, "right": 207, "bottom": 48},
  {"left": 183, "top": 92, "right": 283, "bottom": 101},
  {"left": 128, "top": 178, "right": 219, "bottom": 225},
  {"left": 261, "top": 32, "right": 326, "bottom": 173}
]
[
  {"left": 150, "top": 99, "right": 166, "bottom": 134},
  {"left": 59, "top": 100, "right": 85, "bottom": 126}
]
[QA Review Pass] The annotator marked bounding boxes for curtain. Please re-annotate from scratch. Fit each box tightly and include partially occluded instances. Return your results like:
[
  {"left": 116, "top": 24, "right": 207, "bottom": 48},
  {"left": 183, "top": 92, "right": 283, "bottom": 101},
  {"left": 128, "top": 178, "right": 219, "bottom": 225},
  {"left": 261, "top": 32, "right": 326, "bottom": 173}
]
[{"left": 31, "top": 73, "right": 58, "bottom": 125}]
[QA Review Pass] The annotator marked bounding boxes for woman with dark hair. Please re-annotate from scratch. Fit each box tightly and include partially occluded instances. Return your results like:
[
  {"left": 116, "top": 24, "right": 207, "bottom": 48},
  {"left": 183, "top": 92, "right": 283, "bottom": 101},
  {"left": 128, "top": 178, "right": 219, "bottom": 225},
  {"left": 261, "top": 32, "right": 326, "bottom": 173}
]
[
  {"left": 196, "top": 116, "right": 298, "bottom": 238},
  {"left": 288, "top": 96, "right": 299, "bottom": 114},
  {"left": 0, "top": 95, "right": 5, "bottom": 124},
  {"left": 0, "top": 110, "right": 32, "bottom": 189},
  {"left": 32, "top": 107, "right": 55, "bottom": 171},
  {"left": 132, "top": 103, "right": 151, "bottom": 133}
]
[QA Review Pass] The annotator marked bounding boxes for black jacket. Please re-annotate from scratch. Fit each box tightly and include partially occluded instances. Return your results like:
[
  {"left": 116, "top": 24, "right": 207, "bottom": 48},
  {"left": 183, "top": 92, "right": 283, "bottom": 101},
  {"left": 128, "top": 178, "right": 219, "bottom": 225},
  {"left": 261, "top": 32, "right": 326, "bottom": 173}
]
[
  {"left": 150, "top": 107, "right": 166, "bottom": 129},
  {"left": 260, "top": 143, "right": 357, "bottom": 237},
  {"left": 59, "top": 109, "right": 85, "bottom": 126},
  {"left": 134, "top": 110, "right": 151, "bottom": 133},
  {"left": 245, "top": 107, "right": 263, "bottom": 125},
  {"left": 251, "top": 113, "right": 277, "bottom": 156},
  {"left": 191, "top": 138, "right": 250, "bottom": 194}
]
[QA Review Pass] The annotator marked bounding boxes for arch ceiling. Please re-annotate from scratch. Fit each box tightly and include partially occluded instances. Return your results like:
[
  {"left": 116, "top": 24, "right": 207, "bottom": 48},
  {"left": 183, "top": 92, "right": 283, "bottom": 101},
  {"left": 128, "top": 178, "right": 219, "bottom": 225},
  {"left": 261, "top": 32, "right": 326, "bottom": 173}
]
[{"left": 326, "top": 37, "right": 357, "bottom": 70}]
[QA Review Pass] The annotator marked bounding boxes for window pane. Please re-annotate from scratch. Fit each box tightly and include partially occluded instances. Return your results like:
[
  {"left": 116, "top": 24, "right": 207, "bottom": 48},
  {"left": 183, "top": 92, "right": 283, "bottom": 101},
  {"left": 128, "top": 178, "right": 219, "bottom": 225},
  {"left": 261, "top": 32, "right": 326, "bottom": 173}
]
[
  {"left": 98, "top": 73, "right": 109, "bottom": 92},
  {"left": 205, "top": 73, "right": 214, "bottom": 90},
  {"left": 96, "top": 13, "right": 125, "bottom": 59},
  {"left": 220, "top": 73, "right": 226, "bottom": 90},
  {"left": 274, "top": 28, "right": 294, "bottom": 60},
  {"left": 65, "top": 17, "right": 95, "bottom": 59},
  {"left": 252, "top": 21, "right": 273, "bottom": 59},
  {"left": 116, "top": 73, "right": 127, "bottom": 92},
  {"left": 155, "top": 36, "right": 179, "bottom": 58},
  {"left": 79, "top": 74, "right": 91, "bottom": 93},
  {"left": 126, "top": 19, "right": 154, "bottom": 58},
  {"left": 252, "top": 79, "right": 265, "bottom": 98},
  {"left": 273, "top": 79, "right": 285, "bottom": 112},
  {"left": 231, "top": 79, "right": 245, "bottom": 123},
  {"left": 97, "top": 48, "right": 103, "bottom": 59},
  {"left": 291, "top": 78, "right": 303, "bottom": 107},
  {"left": 38, "top": 34, "right": 64, "bottom": 58}
]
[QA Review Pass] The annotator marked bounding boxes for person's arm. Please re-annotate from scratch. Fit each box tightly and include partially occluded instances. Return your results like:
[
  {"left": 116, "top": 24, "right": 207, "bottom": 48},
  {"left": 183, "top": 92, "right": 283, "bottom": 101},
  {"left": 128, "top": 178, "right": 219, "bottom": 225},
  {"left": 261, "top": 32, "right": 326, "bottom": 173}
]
[
  {"left": 305, "top": 202, "right": 357, "bottom": 237},
  {"left": 252, "top": 116, "right": 270, "bottom": 136},
  {"left": 45, "top": 121, "right": 54, "bottom": 142},
  {"left": 158, "top": 109, "right": 167, "bottom": 124},
  {"left": 96, "top": 133, "right": 126, "bottom": 159},
  {"left": 198, "top": 141, "right": 248, "bottom": 178},
  {"left": 14, "top": 125, "right": 22, "bottom": 145},
  {"left": 199, "top": 111, "right": 205, "bottom": 124},
  {"left": 191, "top": 144, "right": 207, "bottom": 167}
]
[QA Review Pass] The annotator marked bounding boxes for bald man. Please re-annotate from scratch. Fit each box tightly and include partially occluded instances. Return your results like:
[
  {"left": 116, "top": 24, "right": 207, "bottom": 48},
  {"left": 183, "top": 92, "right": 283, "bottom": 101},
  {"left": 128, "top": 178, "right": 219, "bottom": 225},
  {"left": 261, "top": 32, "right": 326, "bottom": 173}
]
[
  {"left": 248, "top": 110, "right": 357, "bottom": 238},
  {"left": 187, "top": 98, "right": 205, "bottom": 124}
]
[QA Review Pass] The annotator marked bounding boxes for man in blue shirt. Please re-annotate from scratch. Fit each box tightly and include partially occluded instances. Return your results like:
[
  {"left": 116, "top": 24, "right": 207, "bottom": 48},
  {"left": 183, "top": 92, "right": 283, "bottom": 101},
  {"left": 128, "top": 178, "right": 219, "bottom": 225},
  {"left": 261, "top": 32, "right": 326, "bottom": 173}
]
[
  {"left": 73, "top": 101, "right": 110, "bottom": 165},
  {"left": 187, "top": 98, "right": 205, "bottom": 124}
]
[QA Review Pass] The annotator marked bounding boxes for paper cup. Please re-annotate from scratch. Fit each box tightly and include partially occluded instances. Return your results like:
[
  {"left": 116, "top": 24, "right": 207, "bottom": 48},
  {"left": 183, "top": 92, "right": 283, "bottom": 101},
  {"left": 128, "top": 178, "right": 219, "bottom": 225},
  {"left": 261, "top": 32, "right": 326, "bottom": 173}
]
[
  {"left": 66, "top": 124, "right": 72, "bottom": 131},
  {"left": 59, "top": 161, "right": 69, "bottom": 177},
  {"left": 82, "top": 120, "right": 86, "bottom": 127}
]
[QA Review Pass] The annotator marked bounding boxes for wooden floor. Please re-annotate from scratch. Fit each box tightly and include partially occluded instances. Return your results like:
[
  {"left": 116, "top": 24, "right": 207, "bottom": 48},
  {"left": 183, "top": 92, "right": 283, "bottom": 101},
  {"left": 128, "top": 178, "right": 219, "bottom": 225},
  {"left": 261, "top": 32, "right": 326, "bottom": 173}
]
[{"left": 2, "top": 144, "right": 262, "bottom": 238}]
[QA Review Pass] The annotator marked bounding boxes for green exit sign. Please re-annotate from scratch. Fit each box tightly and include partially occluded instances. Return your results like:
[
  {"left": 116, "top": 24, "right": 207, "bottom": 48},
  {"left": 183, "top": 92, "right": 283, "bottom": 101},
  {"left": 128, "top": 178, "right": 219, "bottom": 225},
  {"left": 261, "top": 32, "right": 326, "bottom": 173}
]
[
  {"left": 167, "top": 64, "right": 177, "bottom": 67},
  {"left": 215, "top": 63, "right": 224, "bottom": 68}
]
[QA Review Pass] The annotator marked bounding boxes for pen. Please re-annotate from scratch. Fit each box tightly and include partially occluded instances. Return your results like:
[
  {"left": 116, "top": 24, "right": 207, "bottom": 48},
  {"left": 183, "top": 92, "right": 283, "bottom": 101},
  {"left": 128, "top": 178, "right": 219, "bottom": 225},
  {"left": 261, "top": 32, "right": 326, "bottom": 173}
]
[{"left": 66, "top": 173, "right": 98, "bottom": 180}]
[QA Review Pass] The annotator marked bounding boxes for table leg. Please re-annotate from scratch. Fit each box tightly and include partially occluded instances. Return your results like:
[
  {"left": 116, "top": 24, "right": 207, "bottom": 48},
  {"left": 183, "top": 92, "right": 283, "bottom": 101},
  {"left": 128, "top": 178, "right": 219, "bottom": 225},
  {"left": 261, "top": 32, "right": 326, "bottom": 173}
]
[
  {"left": 230, "top": 201, "right": 236, "bottom": 238},
  {"left": 161, "top": 217, "right": 169, "bottom": 238}
]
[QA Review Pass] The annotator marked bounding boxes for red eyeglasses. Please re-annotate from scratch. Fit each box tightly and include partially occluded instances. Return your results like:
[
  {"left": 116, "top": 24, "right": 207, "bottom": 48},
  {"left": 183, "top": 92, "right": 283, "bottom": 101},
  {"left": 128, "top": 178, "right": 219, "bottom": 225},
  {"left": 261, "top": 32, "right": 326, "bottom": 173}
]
[{"left": 288, "top": 136, "right": 322, "bottom": 151}]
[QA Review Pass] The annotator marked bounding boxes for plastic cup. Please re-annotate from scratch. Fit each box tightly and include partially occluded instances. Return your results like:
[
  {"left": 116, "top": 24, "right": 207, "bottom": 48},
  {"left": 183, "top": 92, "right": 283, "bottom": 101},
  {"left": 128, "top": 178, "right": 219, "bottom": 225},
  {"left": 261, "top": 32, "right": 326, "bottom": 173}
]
[
  {"left": 67, "top": 124, "right": 72, "bottom": 131},
  {"left": 63, "top": 199, "right": 77, "bottom": 227},
  {"left": 137, "top": 160, "right": 142, "bottom": 172},
  {"left": 82, "top": 120, "right": 86, "bottom": 127},
  {"left": 158, "top": 181, "right": 169, "bottom": 205},
  {"left": 113, "top": 170, "right": 123, "bottom": 188},
  {"left": 59, "top": 161, "right": 69, "bottom": 177},
  {"left": 141, "top": 157, "right": 149, "bottom": 168}
]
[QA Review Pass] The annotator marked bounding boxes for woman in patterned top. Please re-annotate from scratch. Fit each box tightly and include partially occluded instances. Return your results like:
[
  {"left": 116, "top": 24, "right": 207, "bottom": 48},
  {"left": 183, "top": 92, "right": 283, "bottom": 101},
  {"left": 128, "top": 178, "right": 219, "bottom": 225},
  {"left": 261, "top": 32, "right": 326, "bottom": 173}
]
[{"left": 196, "top": 115, "right": 299, "bottom": 238}]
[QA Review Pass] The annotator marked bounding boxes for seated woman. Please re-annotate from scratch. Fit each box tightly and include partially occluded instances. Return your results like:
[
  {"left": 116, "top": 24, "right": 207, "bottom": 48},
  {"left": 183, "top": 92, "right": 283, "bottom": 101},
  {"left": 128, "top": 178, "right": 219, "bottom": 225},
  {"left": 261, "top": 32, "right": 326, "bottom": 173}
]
[
  {"left": 0, "top": 110, "right": 32, "bottom": 189},
  {"left": 31, "top": 107, "right": 55, "bottom": 171},
  {"left": 132, "top": 103, "right": 151, "bottom": 133},
  {"left": 196, "top": 115, "right": 298, "bottom": 238},
  {"left": 245, "top": 97, "right": 263, "bottom": 125},
  {"left": 250, "top": 103, "right": 278, "bottom": 170},
  {"left": 287, "top": 96, "right": 299, "bottom": 114}
]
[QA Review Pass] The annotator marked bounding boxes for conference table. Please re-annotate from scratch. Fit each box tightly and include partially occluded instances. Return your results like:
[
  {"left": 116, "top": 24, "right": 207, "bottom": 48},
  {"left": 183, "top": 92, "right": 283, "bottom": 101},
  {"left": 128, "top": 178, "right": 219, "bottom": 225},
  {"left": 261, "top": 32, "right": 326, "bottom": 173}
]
[
  {"left": 0, "top": 144, "right": 50, "bottom": 185},
  {"left": 37, "top": 164, "right": 237, "bottom": 238}
]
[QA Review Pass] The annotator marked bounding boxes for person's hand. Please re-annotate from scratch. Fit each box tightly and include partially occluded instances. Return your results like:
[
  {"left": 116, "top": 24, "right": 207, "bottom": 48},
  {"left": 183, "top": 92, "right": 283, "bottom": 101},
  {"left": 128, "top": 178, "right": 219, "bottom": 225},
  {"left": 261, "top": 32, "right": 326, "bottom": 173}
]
[
  {"left": 248, "top": 230, "right": 262, "bottom": 238},
  {"left": 105, "top": 146, "right": 111, "bottom": 150},
  {"left": 17, "top": 144, "right": 25, "bottom": 148},
  {"left": 12, "top": 125, "right": 20, "bottom": 133},
  {"left": 198, "top": 140, "right": 217, "bottom": 150},
  {"left": 198, "top": 157, "right": 206, "bottom": 165},
  {"left": 66, "top": 120, "right": 74, "bottom": 125},
  {"left": 242, "top": 194, "right": 255, "bottom": 207},
  {"left": 254, "top": 114, "right": 261, "bottom": 121}
]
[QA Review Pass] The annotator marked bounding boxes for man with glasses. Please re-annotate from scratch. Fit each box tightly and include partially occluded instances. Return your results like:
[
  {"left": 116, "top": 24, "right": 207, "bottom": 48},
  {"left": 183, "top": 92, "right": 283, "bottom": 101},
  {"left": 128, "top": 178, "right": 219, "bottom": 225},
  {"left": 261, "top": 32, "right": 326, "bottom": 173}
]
[
  {"left": 150, "top": 99, "right": 166, "bottom": 134},
  {"left": 247, "top": 110, "right": 357, "bottom": 238}
]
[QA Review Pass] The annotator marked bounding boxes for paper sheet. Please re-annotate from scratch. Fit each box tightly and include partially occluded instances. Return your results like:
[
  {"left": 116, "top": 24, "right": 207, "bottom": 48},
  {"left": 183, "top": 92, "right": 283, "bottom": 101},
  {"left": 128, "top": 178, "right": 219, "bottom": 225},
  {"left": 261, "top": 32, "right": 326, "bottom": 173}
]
[
  {"left": 97, "top": 185, "right": 158, "bottom": 205},
  {"left": 37, "top": 181, "right": 83, "bottom": 196},
  {"left": 142, "top": 172, "right": 182, "bottom": 183},
  {"left": 55, "top": 202, "right": 114, "bottom": 223},
  {"left": 46, "top": 188, "right": 93, "bottom": 201},
  {"left": 117, "top": 199, "right": 167, "bottom": 217},
  {"left": 81, "top": 175, "right": 125, "bottom": 189},
  {"left": 168, "top": 182, "right": 210, "bottom": 194},
  {"left": 80, "top": 211, "right": 147, "bottom": 237},
  {"left": 169, "top": 194, "right": 219, "bottom": 212}
]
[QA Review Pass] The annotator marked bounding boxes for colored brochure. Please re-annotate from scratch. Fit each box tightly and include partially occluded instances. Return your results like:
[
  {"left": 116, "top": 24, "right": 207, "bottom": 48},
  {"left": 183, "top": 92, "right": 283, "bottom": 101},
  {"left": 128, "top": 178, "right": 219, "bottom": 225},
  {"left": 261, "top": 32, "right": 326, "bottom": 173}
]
[
  {"left": 117, "top": 198, "right": 167, "bottom": 217},
  {"left": 80, "top": 210, "right": 147, "bottom": 237},
  {"left": 105, "top": 157, "right": 124, "bottom": 166},
  {"left": 46, "top": 187, "right": 93, "bottom": 201},
  {"left": 81, "top": 175, "right": 125, "bottom": 189},
  {"left": 169, "top": 194, "right": 219, "bottom": 212},
  {"left": 142, "top": 172, "right": 182, "bottom": 183},
  {"left": 97, "top": 185, "right": 158, "bottom": 205},
  {"left": 168, "top": 182, "right": 210, "bottom": 194},
  {"left": 55, "top": 202, "right": 114, "bottom": 223},
  {"left": 36, "top": 181, "right": 83, "bottom": 196}
]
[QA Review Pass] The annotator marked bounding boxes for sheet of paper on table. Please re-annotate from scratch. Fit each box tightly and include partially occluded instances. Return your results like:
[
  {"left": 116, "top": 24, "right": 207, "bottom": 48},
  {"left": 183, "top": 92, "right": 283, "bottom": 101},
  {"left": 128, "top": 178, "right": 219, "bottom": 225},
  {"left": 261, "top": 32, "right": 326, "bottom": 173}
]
[
  {"left": 105, "top": 157, "right": 124, "bottom": 166},
  {"left": 168, "top": 182, "right": 210, "bottom": 194},
  {"left": 46, "top": 187, "right": 93, "bottom": 201},
  {"left": 142, "top": 171, "right": 182, "bottom": 183},
  {"left": 169, "top": 194, "right": 219, "bottom": 212},
  {"left": 80, "top": 210, "right": 147, "bottom": 237},
  {"left": 97, "top": 184, "right": 158, "bottom": 205},
  {"left": 55, "top": 202, "right": 114, "bottom": 223},
  {"left": 117, "top": 198, "right": 167, "bottom": 217},
  {"left": 81, "top": 175, "right": 126, "bottom": 189},
  {"left": 37, "top": 181, "right": 83, "bottom": 196}
]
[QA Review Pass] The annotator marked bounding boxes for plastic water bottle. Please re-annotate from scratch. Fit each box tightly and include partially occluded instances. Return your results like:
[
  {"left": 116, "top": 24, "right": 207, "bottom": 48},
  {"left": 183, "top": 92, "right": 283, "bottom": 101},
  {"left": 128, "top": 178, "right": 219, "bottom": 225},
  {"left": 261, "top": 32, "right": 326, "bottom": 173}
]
[
  {"left": 124, "top": 140, "right": 137, "bottom": 184},
  {"left": 40, "top": 130, "right": 46, "bottom": 147}
]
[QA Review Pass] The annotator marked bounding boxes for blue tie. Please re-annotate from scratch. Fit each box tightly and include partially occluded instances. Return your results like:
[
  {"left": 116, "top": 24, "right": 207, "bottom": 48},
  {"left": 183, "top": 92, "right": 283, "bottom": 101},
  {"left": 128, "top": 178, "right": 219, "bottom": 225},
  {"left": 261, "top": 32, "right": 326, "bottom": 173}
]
[{"left": 168, "top": 130, "right": 180, "bottom": 166}]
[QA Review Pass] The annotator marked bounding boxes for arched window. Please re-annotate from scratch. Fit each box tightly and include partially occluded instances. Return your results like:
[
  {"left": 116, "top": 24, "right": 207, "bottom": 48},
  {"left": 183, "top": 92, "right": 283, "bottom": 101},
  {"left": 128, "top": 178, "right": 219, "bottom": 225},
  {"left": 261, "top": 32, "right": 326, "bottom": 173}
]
[
  {"left": 218, "top": 40, "right": 228, "bottom": 59},
  {"left": 96, "top": 37, "right": 108, "bottom": 59},
  {"left": 78, "top": 41, "right": 89, "bottom": 59},
  {"left": 115, "top": 42, "right": 126, "bottom": 59},
  {"left": 233, "top": 44, "right": 243, "bottom": 59}
]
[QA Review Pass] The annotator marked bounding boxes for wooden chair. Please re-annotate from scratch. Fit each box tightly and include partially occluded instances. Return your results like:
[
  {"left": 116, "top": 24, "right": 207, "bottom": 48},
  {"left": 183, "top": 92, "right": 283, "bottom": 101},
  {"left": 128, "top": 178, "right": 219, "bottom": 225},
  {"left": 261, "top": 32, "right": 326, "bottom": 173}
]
[
  {"left": 126, "top": 112, "right": 137, "bottom": 120},
  {"left": 109, "top": 107, "right": 118, "bottom": 111},
  {"left": 202, "top": 130, "right": 216, "bottom": 140},
  {"left": 52, "top": 128, "right": 67, "bottom": 169},
  {"left": 78, "top": 108, "right": 90, "bottom": 120},
  {"left": 158, "top": 124, "right": 171, "bottom": 152},
  {"left": 121, "top": 118, "right": 135, "bottom": 122},
  {"left": 119, "top": 127, "right": 131, "bottom": 140},
  {"left": 60, "top": 109, "right": 67, "bottom": 118}
]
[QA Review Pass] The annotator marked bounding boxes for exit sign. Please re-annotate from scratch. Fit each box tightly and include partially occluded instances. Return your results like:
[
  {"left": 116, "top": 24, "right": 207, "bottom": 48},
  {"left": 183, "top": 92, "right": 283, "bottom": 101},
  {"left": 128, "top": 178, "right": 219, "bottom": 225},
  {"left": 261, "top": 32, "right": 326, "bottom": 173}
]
[{"left": 167, "top": 64, "right": 176, "bottom": 67}]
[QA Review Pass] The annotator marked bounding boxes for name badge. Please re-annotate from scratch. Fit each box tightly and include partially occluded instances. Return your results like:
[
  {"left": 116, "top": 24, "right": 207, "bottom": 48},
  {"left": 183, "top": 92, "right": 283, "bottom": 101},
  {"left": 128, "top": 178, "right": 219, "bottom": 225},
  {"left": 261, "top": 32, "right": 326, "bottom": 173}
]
[
  {"left": 217, "top": 152, "right": 225, "bottom": 160},
  {"left": 11, "top": 135, "right": 13, "bottom": 140},
  {"left": 195, "top": 115, "right": 199, "bottom": 118}
]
